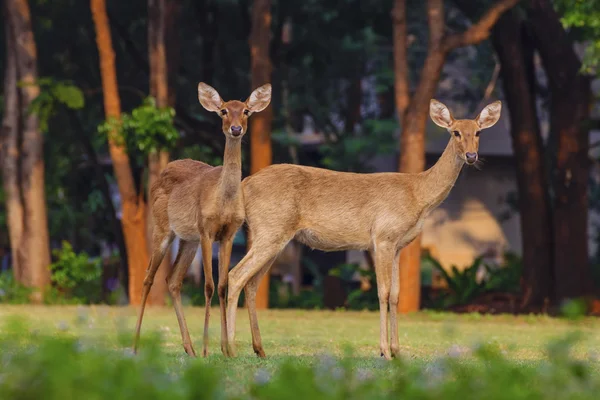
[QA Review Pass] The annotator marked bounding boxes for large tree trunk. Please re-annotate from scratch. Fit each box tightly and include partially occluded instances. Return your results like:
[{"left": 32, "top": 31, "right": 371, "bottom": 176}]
[
  {"left": 1, "top": 8, "right": 25, "bottom": 284},
  {"left": 490, "top": 11, "right": 554, "bottom": 308},
  {"left": 91, "top": 0, "right": 149, "bottom": 306},
  {"left": 392, "top": 0, "right": 520, "bottom": 312},
  {"left": 146, "top": 0, "right": 173, "bottom": 306},
  {"left": 4, "top": 0, "right": 52, "bottom": 302},
  {"left": 526, "top": 0, "right": 593, "bottom": 302},
  {"left": 249, "top": 0, "right": 273, "bottom": 310}
]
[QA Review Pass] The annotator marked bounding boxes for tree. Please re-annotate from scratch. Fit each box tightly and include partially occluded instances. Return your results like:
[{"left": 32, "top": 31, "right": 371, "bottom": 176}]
[
  {"left": 392, "top": 0, "right": 520, "bottom": 313},
  {"left": 90, "top": 0, "right": 149, "bottom": 305},
  {"left": 2, "top": 0, "right": 52, "bottom": 301},
  {"left": 146, "top": 0, "right": 181, "bottom": 306},
  {"left": 526, "top": 0, "right": 593, "bottom": 301},
  {"left": 250, "top": 0, "right": 274, "bottom": 310}
]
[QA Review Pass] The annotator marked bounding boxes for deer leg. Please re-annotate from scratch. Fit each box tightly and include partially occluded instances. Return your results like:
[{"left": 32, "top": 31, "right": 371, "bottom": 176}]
[
  {"left": 133, "top": 230, "right": 174, "bottom": 353},
  {"left": 217, "top": 234, "right": 234, "bottom": 356},
  {"left": 200, "top": 236, "right": 214, "bottom": 357},
  {"left": 244, "top": 260, "right": 275, "bottom": 358},
  {"left": 373, "top": 241, "right": 394, "bottom": 360},
  {"left": 389, "top": 249, "right": 401, "bottom": 358},
  {"left": 168, "top": 239, "right": 199, "bottom": 356},
  {"left": 226, "top": 240, "right": 284, "bottom": 357}
]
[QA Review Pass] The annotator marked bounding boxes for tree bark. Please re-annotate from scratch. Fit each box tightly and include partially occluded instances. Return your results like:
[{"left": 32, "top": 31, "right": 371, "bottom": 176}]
[
  {"left": 4, "top": 0, "right": 52, "bottom": 302},
  {"left": 392, "top": 0, "right": 520, "bottom": 313},
  {"left": 91, "top": 0, "right": 149, "bottom": 306},
  {"left": 1, "top": 8, "right": 24, "bottom": 284},
  {"left": 146, "top": 0, "right": 172, "bottom": 306},
  {"left": 526, "top": 0, "right": 593, "bottom": 302},
  {"left": 491, "top": 12, "right": 555, "bottom": 308},
  {"left": 249, "top": 0, "right": 273, "bottom": 310}
]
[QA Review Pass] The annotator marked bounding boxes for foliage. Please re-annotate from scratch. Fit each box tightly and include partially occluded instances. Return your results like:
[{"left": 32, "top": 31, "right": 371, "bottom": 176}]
[
  {"left": 425, "top": 251, "right": 522, "bottom": 309},
  {"left": 98, "top": 97, "right": 179, "bottom": 156},
  {"left": 0, "top": 316, "right": 600, "bottom": 398},
  {"left": 0, "top": 271, "right": 32, "bottom": 304},
  {"left": 329, "top": 262, "right": 379, "bottom": 311},
  {"left": 48, "top": 241, "right": 103, "bottom": 304},
  {"left": 556, "top": 0, "right": 600, "bottom": 76},
  {"left": 26, "top": 77, "right": 85, "bottom": 132}
]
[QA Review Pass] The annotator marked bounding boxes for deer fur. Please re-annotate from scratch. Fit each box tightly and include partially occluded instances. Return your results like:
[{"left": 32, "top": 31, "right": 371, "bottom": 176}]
[
  {"left": 225, "top": 99, "right": 502, "bottom": 359},
  {"left": 133, "top": 82, "right": 271, "bottom": 357}
]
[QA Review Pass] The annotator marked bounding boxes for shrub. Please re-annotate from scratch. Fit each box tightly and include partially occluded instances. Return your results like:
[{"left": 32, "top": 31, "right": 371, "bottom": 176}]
[{"left": 0, "top": 270, "right": 32, "bottom": 304}]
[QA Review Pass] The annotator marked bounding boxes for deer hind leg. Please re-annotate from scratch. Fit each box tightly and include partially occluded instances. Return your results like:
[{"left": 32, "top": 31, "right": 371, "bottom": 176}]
[
  {"left": 217, "top": 231, "right": 236, "bottom": 357},
  {"left": 389, "top": 249, "right": 401, "bottom": 358},
  {"left": 133, "top": 229, "right": 174, "bottom": 353},
  {"left": 244, "top": 259, "right": 275, "bottom": 358},
  {"left": 373, "top": 241, "right": 394, "bottom": 360},
  {"left": 226, "top": 237, "right": 288, "bottom": 357},
  {"left": 168, "top": 239, "right": 199, "bottom": 356},
  {"left": 200, "top": 236, "right": 214, "bottom": 357}
]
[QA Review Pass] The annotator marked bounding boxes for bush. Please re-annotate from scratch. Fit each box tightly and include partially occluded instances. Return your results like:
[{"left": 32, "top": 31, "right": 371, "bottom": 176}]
[
  {"left": 0, "top": 270, "right": 32, "bottom": 304},
  {"left": 48, "top": 241, "right": 103, "bottom": 304},
  {"left": 0, "top": 316, "right": 599, "bottom": 399}
]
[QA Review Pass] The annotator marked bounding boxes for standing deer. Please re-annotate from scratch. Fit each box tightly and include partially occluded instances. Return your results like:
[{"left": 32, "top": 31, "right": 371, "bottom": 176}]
[
  {"left": 133, "top": 82, "right": 271, "bottom": 357},
  {"left": 224, "top": 99, "right": 501, "bottom": 359}
]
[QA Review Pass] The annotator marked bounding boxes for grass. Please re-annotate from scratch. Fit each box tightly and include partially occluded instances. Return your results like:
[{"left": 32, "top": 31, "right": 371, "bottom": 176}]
[{"left": 1, "top": 306, "right": 600, "bottom": 397}]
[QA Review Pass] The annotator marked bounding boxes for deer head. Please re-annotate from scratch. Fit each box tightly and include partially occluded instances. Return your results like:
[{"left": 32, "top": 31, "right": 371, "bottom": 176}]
[
  {"left": 198, "top": 82, "right": 272, "bottom": 139},
  {"left": 429, "top": 99, "right": 502, "bottom": 165}
]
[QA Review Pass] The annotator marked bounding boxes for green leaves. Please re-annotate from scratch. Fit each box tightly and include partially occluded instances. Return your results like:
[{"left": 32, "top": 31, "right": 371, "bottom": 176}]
[
  {"left": 98, "top": 97, "right": 179, "bottom": 156},
  {"left": 556, "top": 0, "right": 600, "bottom": 75},
  {"left": 26, "top": 78, "right": 85, "bottom": 132}
]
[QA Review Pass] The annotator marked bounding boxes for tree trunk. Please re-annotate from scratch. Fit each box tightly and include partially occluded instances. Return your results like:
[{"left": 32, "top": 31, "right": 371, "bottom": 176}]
[
  {"left": 489, "top": 11, "right": 554, "bottom": 308},
  {"left": 392, "top": 0, "right": 520, "bottom": 312},
  {"left": 527, "top": 0, "right": 593, "bottom": 302},
  {"left": 146, "top": 0, "right": 172, "bottom": 306},
  {"left": 249, "top": 0, "right": 273, "bottom": 310},
  {"left": 1, "top": 9, "right": 24, "bottom": 284},
  {"left": 91, "top": 0, "right": 149, "bottom": 306},
  {"left": 5, "top": 0, "right": 52, "bottom": 302}
]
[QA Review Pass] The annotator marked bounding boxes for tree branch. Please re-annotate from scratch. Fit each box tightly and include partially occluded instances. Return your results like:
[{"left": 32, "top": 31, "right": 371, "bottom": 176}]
[{"left": 444, "top": 0, "right": 521, "bottom": 51}]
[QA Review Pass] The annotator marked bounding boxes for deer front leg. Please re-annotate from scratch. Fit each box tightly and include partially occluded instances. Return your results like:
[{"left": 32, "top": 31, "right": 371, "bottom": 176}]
[
  {"left": 200, "top": 236, "right": 214, "bottom": 357},
  {"left": 373, "top": 241, "right": 394, "bottom": 360},
  {"left": 217, "top": 234, "right": 234, "bottom": 357},
  {"left": 389, "top": 249, "right": 401, "bottom": 358}
]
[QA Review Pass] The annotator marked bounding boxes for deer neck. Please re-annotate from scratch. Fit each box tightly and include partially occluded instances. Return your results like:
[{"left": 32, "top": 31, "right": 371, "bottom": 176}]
[
  {"left": 419, "top": 138, "right": 464, "bottom": 211},
  {"left": 217, "top": 137, "right": 242, "bottom": 201}
]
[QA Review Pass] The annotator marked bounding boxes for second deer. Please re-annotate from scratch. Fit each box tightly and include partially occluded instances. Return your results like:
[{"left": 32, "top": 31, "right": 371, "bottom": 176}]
[
  {"left": 225, "top": 99, "right": 501, "bottom": 359},
  {"left": 133, "top": 82, "right": 271, "bottom": 357}
]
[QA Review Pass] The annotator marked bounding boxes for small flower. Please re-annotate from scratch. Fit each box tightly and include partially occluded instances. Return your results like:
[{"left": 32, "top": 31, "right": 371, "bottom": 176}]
[
  {"left": 56, "top": 321, "right": 69, "bottom": 331},
  {"left": 254, "top": 368, "right": 271, "bottom": 385},
  {"left": 0, "top": 289, "right": 6, "bottom": 298},
  {"left": 447, "top": 344, "right": 470, "bottom": 358}
]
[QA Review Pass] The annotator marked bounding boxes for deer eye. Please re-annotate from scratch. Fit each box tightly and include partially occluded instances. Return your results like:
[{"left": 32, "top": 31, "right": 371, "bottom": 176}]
[
  {"left": 475, "top": 131, "right": 481, "bottom": 137},
  {"left": 243, "top": 109, "right": 250, "bottom": 116},
  {"left": 220, "top": 109, "right": 228, "bottom": 116},
  {"left": 453, "top": 131, "right": 461, "bottom": 138}
]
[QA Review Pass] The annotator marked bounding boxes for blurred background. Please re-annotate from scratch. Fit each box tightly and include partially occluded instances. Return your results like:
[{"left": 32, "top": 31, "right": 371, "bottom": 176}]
[{"left": 1, "top": 0, "right": 599, "bottom": 315}]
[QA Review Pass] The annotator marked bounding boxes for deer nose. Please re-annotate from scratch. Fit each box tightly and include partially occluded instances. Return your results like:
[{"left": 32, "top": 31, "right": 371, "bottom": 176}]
[
  {"left": 230, "top": 126, "right": 242, "bottom": 136},
  {"left": 465, "top": 152, "right": 478, "bottom": 164}
]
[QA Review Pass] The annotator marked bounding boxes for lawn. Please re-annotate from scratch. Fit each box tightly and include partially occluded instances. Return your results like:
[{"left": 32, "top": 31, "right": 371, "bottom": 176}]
[{"left": 1, "top": 305, "right": 599, "bottom": 397}]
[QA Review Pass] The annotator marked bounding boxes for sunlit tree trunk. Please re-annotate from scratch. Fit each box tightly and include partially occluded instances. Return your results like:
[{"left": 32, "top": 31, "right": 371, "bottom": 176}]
[
  {"left": 146, "top": 0, "right": 176, "bottom": 306},
  {"left": 3, "top": 0, "right": 51, "bottom": 302},
  {"left": 249, "top": 0, "right": 273, "bottom": 309},
  {"left": 91, "top": 0, "right": 149, "bottom": 305},
  {"left": 527, "top": 0, "right": 593, "bottom": 302},
  {"left": 392, "top": 0, "right": 520, "bottom": 313}
]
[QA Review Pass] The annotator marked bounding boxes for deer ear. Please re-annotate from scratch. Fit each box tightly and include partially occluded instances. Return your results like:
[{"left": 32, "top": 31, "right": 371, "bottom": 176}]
[
  {"left": 246, "top": 84, "right": 272, "bottom": 112},
  {"left": 476, "top": 101, "right": 502, "bottom": 129},
  {"left": 429, "top": 99, "right": 454, "bottom": 128},
  {"left": 198, "top": 82, "right": 223, "bottom": 112}
]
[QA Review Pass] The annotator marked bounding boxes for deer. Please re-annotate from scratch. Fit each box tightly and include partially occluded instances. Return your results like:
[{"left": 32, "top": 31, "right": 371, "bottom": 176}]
[
  {"left": 223, "top": 99, "right": 501, "bottom": 360},
  {"left": 132, "top": 82, "right": 272, "bottom": 357}
]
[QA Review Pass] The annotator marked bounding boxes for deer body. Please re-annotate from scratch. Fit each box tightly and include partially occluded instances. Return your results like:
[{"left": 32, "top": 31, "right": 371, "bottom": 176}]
[
  {"left": 226, "top": 99, "right": 501, "bottom": 359},
  {"left": 133, "top": 82, "right": 271, "bottom": 357}
]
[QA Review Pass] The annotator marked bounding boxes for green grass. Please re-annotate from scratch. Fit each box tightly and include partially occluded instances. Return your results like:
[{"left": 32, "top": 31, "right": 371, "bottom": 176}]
[{"left": 1, "top": 306, "right": 600, "bottom": 397}]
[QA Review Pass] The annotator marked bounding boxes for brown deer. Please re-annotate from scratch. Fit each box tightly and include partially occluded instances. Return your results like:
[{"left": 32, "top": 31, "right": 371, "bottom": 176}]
[
  {"left": 224, "top": 99, "right": 501, "bottom": 359},
  {"left": 132, "top": 82, "right": 271, "bottom": 357}
]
